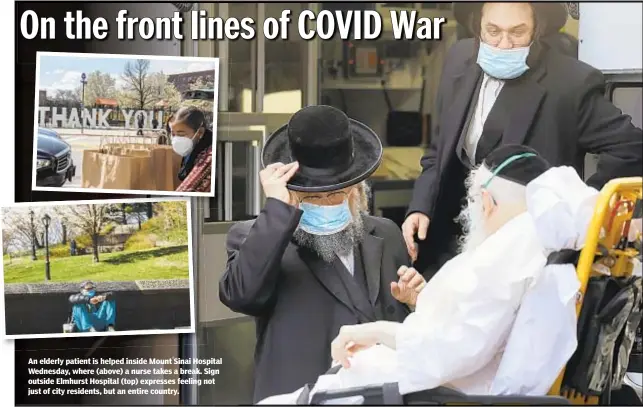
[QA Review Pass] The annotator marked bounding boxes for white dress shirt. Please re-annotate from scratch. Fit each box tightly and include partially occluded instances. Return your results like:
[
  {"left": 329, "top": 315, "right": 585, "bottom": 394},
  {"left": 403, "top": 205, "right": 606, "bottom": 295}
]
[
  {"left": 463, "top": 73, "right": 505, "bottom": 164},
  {"left": 337, "top": 249, "right": 355, "bottom": 276}
]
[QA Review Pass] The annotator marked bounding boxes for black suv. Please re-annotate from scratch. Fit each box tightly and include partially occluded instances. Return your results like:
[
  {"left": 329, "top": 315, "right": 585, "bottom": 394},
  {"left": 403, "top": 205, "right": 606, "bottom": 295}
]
[{"left": 35, "top": 128, "right": 76, "bottom": 187}]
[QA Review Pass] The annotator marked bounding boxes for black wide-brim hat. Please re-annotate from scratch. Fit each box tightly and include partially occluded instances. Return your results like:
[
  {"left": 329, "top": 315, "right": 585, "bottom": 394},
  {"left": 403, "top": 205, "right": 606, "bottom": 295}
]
[
  {"left": 261, "top": 105, "right": 383, "bottom": 193},
  {"left": 453, "top": 2, "right": 569, "bottom": 37}
]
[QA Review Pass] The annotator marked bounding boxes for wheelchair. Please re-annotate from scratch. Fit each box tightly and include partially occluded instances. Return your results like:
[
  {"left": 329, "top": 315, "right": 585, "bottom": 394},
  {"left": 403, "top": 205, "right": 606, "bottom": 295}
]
[{"left": 306, "top": 177, "right": 643, "bottom": 405}]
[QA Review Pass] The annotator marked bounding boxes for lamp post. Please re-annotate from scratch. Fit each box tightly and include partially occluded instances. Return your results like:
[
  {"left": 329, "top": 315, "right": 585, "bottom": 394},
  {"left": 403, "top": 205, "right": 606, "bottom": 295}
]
[
  {"left": 80, "top": 72, "right": 87, "bottom": 134},
  {"left": 42, "top": 214, "right": 51, "bottom": 281},
  {"left": 29, "top": 209, "right": 37, "bottom": 261}
]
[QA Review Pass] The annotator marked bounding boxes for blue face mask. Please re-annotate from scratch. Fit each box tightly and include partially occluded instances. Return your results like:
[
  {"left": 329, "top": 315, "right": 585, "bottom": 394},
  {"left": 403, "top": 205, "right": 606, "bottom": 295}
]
[
  {"left": 84, "top": 290, "right": 96, "bottom": 297},
  {"left": 299, "top": 200, "right": 352, "bottom": 236},
  {"left": 477, "top": 41, "right": 531, "bottom": 80}
]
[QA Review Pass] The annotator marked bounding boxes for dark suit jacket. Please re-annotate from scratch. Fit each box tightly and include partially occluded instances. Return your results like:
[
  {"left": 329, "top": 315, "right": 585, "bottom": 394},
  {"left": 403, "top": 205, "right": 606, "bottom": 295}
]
[
  {"left": 219, "top": 198, "right": 412, "bottom": 402},
  {"left": 408, "top": 38, "right": 643, "bottom": 275}
]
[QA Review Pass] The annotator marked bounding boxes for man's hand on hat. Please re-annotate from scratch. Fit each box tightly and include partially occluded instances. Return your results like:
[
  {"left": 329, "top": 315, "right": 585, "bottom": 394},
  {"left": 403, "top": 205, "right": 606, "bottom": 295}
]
[
  {"left": 260, "top": 162, "right": 299, "bottom": 206},
  {"left": 391, "top": 265, "right": 426, "bottom": 308},
  {"left": 402, "top": 213, "right": 430, "bottom": 262}
]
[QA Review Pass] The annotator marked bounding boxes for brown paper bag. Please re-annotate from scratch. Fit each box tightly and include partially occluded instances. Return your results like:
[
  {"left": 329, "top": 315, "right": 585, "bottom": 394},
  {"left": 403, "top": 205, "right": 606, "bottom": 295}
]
[
  {"left": 104, "top": 143, "right": 180, "bottom": 192},
  {"left": 81, "top": 149, "right": 155, "bottom": 191},
  {"left": 172, "top": 153, "right": 183, "bottom": 190}
]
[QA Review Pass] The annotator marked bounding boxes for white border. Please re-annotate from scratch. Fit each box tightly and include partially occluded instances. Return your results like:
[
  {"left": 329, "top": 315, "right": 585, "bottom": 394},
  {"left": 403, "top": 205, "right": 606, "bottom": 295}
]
[
  {"left": 31, "top": 51, "right": 220, "bottom": 198},
  {"left": 0, "top": 197, "right": 196, "bottom": 340}
]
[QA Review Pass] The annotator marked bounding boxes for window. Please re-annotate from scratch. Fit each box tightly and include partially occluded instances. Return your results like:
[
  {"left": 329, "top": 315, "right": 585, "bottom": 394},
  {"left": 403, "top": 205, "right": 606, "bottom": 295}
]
[
  {"left": 263, "top": 3, "right": 307, "bottom": 113},
  {"left": 227, "top": 3, "right": 257, "bottom": 113}
]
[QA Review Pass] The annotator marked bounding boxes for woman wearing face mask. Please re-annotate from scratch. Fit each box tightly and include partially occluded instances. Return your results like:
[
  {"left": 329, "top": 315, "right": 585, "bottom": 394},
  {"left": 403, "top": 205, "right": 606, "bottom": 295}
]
[
  {"left": 169, "top": 106, "right": 213, "bottom": 193},
  {"left": 402, "top": 2, "right": 643, "bottom": 280}
]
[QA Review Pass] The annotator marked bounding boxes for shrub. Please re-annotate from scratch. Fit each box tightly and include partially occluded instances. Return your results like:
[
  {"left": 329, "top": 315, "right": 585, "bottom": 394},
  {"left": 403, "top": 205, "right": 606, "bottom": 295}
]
[
  {"left": 102, "top": 223, "right": 116, "bottom": 235},
  {"left": 124, "top": 232, "right": 157, "bottom": 251},
  {"left": 73, "top": 234, "right": 93, "bottom": 249},
  {"left": 48, "top": 243, "right": 72, "bottom": 258}
]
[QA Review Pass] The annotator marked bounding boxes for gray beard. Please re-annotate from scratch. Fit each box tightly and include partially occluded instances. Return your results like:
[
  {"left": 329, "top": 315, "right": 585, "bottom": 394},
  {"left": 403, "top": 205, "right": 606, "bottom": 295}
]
[{"left": 293, "top": 211, "right": 366, "bottom": 263}]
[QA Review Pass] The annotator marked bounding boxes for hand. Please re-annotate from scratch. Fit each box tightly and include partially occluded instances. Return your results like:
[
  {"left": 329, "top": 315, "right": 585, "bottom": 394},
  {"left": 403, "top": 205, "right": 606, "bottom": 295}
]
[
  {"left": 331, "top": 322, "right": 399, "bottom": 369},
  {"left": 391, "top": 265, "right": 426, "bottom": 307},
  {"left": 259, "top": 162, "right": 299, "bottom": 205},
  {"left": 401, "top": 213, "right": 430, "bottom": 262},
  {"left": 90, "top": 297, "right": 101, "bottom": 305}
]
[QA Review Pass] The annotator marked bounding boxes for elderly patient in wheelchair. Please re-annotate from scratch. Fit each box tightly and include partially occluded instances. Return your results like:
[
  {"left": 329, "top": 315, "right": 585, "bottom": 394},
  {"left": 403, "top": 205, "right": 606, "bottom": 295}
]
[
  {"left": 259, "top": 145, "right": 614, "bottom": 404},
  {"left": 64, "top": 281, "right": 116, "bottom": 333}
]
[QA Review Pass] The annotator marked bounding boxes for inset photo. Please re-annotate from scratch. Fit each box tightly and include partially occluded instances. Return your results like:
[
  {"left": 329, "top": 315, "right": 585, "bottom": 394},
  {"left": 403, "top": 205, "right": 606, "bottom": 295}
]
[
  {"left": 1, "top": 198, "right": 195, "bottom": 339},
  {"left": 33, "top": 51, "right": 219, "bottom": 196}
]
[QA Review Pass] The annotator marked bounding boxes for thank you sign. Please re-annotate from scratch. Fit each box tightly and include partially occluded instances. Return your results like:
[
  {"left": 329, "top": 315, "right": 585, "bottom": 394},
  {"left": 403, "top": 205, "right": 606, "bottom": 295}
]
[{"left": 38, "top": 107, "right": 164, "bottom": 129}]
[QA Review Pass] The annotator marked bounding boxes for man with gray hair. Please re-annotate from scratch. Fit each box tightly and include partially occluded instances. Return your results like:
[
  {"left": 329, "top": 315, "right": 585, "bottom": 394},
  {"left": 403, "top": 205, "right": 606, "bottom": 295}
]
[{"left": 219, "top": 105, "right": 425, "bottom": 402}]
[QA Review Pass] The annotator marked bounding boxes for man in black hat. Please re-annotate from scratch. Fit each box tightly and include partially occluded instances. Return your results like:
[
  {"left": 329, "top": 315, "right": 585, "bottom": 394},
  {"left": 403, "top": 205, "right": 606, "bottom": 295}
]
[
  {"left": 403, "top": 2, "right": 643, "bottom": 278},
  {"left": 219, "top": 105, "right": 424, "bottom": 402}
]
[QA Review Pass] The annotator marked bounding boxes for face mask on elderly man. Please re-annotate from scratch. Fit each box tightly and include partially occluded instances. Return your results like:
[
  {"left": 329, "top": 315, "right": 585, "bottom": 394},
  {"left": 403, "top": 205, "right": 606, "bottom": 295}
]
[
  {"left": 292, "top": 187, "right": 370, "bottom": 264},
  {"left": 258, "top": 145, "right": 592, "bottom": 405},
  {"left": 298, "top": 200, "right": 353, "bottom": 236}
]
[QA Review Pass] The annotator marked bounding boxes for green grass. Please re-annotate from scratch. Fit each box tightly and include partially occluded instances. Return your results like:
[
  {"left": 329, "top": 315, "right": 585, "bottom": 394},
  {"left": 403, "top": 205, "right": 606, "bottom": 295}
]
[{"left": 3, "top": 245, "right": 189, "bottom": 284}]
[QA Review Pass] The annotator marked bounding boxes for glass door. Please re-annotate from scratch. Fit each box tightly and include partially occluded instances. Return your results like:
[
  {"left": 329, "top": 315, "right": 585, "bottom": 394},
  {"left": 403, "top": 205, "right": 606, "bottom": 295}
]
[{"left": 208, "top": 126, "right": 264, "bottom": 222}]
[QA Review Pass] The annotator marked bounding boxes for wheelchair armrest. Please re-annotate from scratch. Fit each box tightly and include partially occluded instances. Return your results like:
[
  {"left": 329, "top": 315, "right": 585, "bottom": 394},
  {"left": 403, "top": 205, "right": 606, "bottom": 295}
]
[
  {"left": 310, "top": 383, "right": 573, "bottom": 406},
  {"left": 420, "top": 395, "right": 572, "bottom": 405},
  {"left": 310, "top": 383, "right": 402, "bottom": 405}
]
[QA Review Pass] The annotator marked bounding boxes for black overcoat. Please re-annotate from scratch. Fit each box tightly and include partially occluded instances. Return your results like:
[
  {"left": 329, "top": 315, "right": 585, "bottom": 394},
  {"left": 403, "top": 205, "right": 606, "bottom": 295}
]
[
  {"left": 219, "top": 198, "right": 412, "bottom": 402},
  {"left": 408, "top": 39, "right": 643, "bottom": 276}
]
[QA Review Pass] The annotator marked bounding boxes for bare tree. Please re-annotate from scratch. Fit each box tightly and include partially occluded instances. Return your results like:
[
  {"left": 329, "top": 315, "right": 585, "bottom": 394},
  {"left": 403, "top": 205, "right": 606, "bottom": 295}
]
[
  {"left": 65, "top": 204, "right": 116, "bottom": 263},
  {"left": 121, "top": 59, "right": 154, "bottom": 109},
  {"left": 58, "top": 215, "right": 69, "bottom": 245},
  {"left": 53, "top": 89, "right": 81, "bottom": 107},
  {"left": 1, "top": 207, "right": 44, "bottom": 257},
  {"left": 148, "top": 72, "right": 182, "bottom": 108},
  {"left": 80, "top": 70, "right": 117, "bottom": 106},
  {"left": 2, "top": 228, "right": 13, "bottom": 255}
]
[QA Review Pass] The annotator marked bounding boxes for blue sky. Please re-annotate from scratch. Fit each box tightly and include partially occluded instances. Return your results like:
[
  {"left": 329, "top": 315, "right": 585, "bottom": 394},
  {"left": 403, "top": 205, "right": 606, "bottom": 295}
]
[{"left": 38, "top": 54, "right": 217, "bottom": 94}]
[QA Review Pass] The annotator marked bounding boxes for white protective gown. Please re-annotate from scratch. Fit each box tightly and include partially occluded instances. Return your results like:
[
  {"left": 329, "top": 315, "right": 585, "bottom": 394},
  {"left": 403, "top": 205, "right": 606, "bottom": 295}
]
[{"left": 259, "top": 166, "right": 595, "bottom": 405}]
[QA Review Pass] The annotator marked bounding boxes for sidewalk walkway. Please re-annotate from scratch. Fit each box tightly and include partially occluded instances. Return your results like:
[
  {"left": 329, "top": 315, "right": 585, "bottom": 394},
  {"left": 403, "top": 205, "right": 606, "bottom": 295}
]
[{"left": 47, "top": 128, "right": 164, "bottom": 137}]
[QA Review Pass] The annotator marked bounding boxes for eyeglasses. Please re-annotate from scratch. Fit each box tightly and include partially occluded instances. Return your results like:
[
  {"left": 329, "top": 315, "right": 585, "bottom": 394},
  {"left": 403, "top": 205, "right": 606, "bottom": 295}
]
[
  {"left": 299, "top": 191, "right": 349, "bottom": 206},
  {"left": 481, "top": 27, "right": 533, "bottom": 48}
]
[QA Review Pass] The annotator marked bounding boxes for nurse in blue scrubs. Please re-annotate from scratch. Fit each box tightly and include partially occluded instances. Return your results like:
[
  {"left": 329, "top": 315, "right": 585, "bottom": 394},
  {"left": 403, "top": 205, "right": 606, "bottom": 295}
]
[{"left": 68, "top": 281, "right": 116, "bottom": 332}]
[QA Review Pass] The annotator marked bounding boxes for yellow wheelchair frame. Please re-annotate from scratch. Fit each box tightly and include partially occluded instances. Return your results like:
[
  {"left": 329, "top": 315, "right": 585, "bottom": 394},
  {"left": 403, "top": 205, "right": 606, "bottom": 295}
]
[
  {"left": 310, "top": 177, "right": 643, "bottom": 405},
  {"left": 549, "top": 176, "right": 643, "bottom": 405}
]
